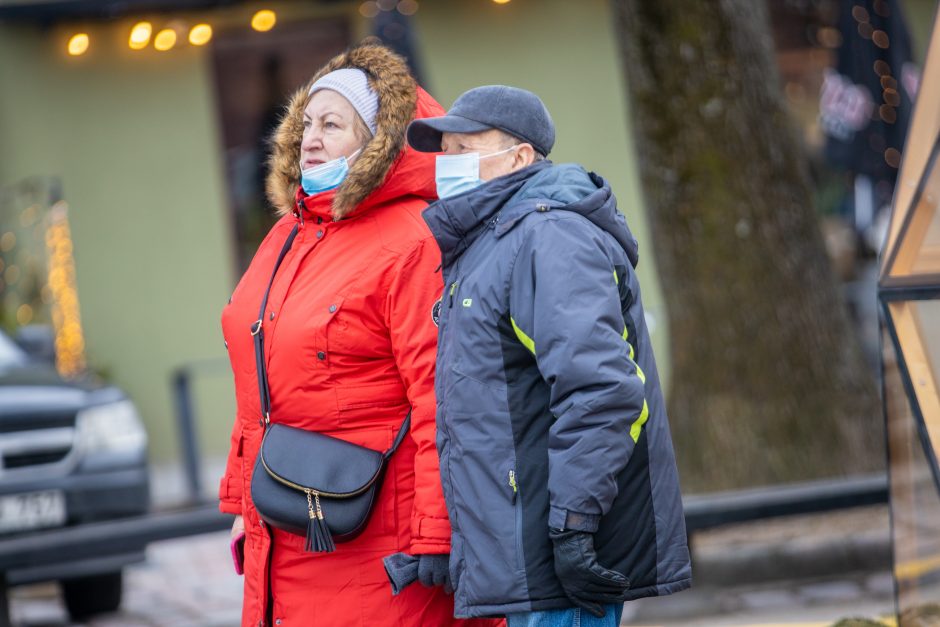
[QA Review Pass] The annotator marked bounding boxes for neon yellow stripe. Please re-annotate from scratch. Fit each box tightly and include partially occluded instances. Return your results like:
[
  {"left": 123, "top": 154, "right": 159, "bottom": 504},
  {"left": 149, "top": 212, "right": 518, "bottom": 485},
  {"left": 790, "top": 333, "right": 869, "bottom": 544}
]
[
  {"left": 630, "top": 401, "right": 649, "bottom": 443},
  {"left": 511, "top": 317, "right": 535, "bottom": 355},
  {"left": 622, "top": 326, "right": 635, "bottom": 360},
  {"left": 621, "top": 323, "right": 647, "bottom": 441}
]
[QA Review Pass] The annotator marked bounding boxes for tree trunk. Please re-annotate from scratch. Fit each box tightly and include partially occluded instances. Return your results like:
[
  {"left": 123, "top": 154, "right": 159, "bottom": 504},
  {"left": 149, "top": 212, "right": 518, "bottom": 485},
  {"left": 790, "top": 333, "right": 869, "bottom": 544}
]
[{"left": 610, "top": 0, "right": 881, "bottom": 491}]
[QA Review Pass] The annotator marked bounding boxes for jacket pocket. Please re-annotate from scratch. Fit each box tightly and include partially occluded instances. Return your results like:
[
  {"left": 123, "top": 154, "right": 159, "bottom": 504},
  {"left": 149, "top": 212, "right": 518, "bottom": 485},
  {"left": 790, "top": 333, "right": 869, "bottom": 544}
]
[
  {"left": 447, "top": 413, "right": 527, "bottom": 606},
  {"left": 510, "top": 468, "right": 525, "bottom": 572},
  {"left": 325, "top": 294, "right": 393, "bottom": 359}
]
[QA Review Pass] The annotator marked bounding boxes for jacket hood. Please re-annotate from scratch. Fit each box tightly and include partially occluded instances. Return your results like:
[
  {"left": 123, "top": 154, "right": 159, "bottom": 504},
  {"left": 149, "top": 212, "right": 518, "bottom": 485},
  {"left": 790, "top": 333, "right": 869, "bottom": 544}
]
[
  {"left": 510, "top": 163, "right": 639, "bottom": 267},
  {"left": 424, "top": 162, "right": 639, "bottom": 269},
  {"left": 266, "top": 40, "right": 443, "bottom": 220}
]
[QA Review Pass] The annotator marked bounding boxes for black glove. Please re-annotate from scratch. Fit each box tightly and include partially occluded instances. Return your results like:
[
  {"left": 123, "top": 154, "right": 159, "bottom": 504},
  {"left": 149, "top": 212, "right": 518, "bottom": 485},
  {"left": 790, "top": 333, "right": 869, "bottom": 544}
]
[
  {"left": 416, "top": 553, "right": 452, "bottom": 593},
  {"left": 550, "top": 528, "right": 629, "bottom": 618}
]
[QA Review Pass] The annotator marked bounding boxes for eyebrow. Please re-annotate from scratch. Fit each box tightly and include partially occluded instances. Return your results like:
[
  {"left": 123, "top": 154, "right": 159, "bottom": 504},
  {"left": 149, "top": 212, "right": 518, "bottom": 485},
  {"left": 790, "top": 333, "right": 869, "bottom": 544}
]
[
  {"left": 303, "top": 110, "right": 343, "bottom": 121},
  {"left": 442, "top": 139, "right": 475, "bottom": 150}
]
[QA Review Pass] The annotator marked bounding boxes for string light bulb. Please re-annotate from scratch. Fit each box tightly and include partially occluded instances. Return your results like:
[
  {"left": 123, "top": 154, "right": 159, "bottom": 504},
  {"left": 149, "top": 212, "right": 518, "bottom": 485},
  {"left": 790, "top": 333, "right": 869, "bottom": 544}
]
[
  {"left": 154, "top": 28, "right": 177, "bottom": 51},
  {"left": 189, "top": 23, "right": 213, "bottom": 46},
  {"left": 67, "top": 33, "right": 89, "bottom": 56},
  {"left": 251, "top": 9, "right": 277, "bottom": 32},
  {"left": 129, "top": 22, "right": 152, "bottom": 50}
]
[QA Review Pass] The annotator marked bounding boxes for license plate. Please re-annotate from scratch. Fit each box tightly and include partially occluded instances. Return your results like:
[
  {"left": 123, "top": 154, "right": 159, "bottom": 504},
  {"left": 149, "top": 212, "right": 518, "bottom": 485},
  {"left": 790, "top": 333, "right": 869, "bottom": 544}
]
[{"left": 0, "top": 490, "right": 66, "bottom": 533}]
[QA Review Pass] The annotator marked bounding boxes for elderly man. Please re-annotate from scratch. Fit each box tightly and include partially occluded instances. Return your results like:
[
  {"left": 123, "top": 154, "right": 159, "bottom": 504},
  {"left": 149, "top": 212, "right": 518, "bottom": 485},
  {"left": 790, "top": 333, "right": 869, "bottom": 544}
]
[{"left": 406, "top": 85, "right": 692, "bottom": 626}]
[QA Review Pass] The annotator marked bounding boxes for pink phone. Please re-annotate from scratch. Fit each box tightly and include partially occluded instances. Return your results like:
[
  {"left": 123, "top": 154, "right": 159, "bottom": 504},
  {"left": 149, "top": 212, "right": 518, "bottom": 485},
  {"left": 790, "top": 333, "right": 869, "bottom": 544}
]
[{"left": 230, "top": 531, "right": 246, "bottom": 575}]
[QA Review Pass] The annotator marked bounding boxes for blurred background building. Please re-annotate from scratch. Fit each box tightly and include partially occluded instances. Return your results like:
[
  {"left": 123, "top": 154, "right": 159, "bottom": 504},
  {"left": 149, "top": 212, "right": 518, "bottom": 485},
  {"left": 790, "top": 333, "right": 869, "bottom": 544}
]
[{"left": 0, "top": 0, "right": 935, "bottom": 482}]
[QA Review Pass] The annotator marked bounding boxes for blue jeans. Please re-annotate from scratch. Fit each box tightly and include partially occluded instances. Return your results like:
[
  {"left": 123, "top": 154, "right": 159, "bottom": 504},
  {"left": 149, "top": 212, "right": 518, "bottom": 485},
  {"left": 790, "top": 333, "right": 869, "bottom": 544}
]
[{"left": 506, "top": 604, "right": 624, "bottom": 627}]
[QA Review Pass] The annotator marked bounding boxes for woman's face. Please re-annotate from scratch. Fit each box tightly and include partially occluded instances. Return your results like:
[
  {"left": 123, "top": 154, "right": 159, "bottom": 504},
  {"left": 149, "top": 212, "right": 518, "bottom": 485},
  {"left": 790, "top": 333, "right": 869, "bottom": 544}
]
[{"left": 301, "top": 89, "right": 365, "bottom": 170}]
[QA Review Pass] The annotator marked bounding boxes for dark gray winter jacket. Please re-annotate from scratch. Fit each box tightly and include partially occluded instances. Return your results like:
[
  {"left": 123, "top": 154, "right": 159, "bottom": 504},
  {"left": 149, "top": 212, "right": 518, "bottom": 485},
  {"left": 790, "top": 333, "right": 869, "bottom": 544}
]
[{"left": 423, "top": 161, "right": 691, "bottom": 618}]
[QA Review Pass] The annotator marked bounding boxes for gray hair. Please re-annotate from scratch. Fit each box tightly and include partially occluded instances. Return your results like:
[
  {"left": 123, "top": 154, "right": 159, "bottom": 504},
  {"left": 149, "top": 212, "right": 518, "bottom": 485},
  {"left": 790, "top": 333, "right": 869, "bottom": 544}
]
[{"left": 498, "top": 130, "right": 546, "bottom": 161}]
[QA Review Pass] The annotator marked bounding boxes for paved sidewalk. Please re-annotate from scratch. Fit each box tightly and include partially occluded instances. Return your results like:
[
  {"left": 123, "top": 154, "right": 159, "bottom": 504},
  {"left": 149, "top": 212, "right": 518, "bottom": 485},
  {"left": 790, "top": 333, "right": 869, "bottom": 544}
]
[
  {"left": 11, "top": 531, "right": 242, "bottom": 627},
  {"left": 626, "top": 504, "right": 896, "bottom": 626},
  {"left": 8, "top": 504, "right": 897, "bottom": 626}
]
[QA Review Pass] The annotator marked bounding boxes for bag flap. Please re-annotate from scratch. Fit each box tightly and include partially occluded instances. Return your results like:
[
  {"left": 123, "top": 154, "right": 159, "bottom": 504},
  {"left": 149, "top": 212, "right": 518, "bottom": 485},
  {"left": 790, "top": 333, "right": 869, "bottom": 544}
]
[{"left": 260, "top": 424, "right": 384, "bottom": 497}]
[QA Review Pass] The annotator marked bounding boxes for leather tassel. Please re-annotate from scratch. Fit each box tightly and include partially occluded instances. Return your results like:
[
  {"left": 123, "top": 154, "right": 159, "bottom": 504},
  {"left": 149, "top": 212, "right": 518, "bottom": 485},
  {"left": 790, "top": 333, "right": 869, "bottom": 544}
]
[
  {"left": 304, "top": 491, "right": 335, "bottom": 553},
  {"left": 311, "top": 514, "right": 335, "bottom": 553}
]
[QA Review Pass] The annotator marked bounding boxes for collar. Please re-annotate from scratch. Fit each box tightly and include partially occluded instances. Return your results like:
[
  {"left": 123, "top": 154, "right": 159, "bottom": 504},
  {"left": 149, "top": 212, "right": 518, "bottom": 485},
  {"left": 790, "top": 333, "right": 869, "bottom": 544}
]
[
  {"left": 293, "top": 186, "right": 335, "bottom": 224},
  {"left": 422, "top": 161, "right": 552, "bottom": 268}
]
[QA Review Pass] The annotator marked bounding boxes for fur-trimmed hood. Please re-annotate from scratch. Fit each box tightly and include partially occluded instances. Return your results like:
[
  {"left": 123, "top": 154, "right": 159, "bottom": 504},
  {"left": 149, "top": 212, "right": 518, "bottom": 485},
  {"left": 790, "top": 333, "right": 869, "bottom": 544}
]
[{"left": 266, "top": 40, "right": 443, "bottom": 220}]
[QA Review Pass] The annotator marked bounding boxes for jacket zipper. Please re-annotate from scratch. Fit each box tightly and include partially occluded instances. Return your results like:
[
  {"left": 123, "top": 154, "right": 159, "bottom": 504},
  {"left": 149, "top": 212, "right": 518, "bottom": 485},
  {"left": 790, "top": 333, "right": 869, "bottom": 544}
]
[
  {"left": 510, "top": 469, "right": 524, "bottom": 570},
  {"left": 448, "top": 281, "right": 458, "bottom": 308},
  {"left": 265, "top": 536, "right": 274, "bottom": 627}
]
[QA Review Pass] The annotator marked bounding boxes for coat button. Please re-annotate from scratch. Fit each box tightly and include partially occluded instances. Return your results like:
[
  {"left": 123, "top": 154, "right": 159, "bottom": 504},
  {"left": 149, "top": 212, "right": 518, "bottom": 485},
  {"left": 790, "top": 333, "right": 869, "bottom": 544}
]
[
  {"left": 317, "top": 216, "right": 323, "bottom": 224},
  {"left": 316, "top": 230, "right": 324, "bottom": 239},
  {"left": 329, "top": 304, "right": 337, "bottom": 313},
  {"left": 269, "top": 311, "right": 275, "bottom": 320},
  {"left": 224, "top": 340, "right": 228, "bottom": 349},
  {"left": 275, "top": 620, "right": 282, "bottom": 626},
  {"left": 317, "top": 351, "right": 326, "bottom": 360}
]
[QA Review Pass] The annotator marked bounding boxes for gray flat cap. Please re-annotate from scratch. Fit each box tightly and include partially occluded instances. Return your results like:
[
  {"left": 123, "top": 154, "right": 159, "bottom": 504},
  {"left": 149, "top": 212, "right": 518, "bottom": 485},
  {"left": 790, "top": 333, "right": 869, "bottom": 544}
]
[{"left": 408, "top": 85, "right": 555, "bottom": 156}]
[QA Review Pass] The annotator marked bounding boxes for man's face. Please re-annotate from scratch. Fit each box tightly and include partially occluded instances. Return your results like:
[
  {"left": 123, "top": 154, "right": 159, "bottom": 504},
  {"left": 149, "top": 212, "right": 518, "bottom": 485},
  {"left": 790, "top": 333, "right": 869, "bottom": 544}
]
[{"left": 440, "top": 129, "right": 522, "bottom": 182}]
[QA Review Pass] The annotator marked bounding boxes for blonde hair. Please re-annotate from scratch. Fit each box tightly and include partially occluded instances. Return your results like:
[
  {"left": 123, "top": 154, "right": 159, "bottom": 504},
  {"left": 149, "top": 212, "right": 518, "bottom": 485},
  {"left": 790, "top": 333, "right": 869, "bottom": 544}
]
[{"left": 351, "top": 112, "right": 373, "bottom": 148}]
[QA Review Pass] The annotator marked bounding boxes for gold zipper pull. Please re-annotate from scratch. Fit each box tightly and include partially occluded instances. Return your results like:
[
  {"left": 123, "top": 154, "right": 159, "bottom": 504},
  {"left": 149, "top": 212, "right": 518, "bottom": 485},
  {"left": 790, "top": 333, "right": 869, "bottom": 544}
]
[
  {"left": 304, "top": 489, "right": 335, "bottom": 553},
  {"left": 306, "top": 489, "right": 316, "bottom": 519},
  {"left": 313, "top": 491, "right": 324, "bottom": 520}
]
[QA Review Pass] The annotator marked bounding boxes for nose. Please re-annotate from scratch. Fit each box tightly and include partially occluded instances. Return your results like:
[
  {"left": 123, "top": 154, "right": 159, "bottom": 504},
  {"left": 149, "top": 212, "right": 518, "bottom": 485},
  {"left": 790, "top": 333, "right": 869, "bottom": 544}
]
[{"left": 301, "top": 125, "right": 323, "bottom": 152}]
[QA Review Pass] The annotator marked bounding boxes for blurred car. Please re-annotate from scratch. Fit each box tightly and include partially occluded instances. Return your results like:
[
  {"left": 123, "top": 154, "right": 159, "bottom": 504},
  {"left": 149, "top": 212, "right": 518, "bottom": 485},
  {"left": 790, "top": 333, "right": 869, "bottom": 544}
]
[{"left": 0, "top": 328, "right": 149, "bottom": 620}]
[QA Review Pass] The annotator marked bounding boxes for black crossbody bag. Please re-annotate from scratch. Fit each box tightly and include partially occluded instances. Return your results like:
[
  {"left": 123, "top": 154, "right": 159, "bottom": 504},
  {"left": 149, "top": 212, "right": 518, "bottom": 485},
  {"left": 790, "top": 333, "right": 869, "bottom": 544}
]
[{"left": 248, "top": 224, "right": 411, "bottom": 552}]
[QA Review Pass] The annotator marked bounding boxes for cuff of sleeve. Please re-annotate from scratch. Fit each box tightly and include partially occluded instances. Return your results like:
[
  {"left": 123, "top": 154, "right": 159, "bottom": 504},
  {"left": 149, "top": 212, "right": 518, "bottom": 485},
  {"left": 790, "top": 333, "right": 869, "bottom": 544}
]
[
  {"left": 219, "top": 500, "right": 242, "bottom": 515},
  {"left": 412, "top": 516, "right": 452, "bottom": 541},
  {"left": 548, "top": 506, "right": 600, "bottom": 532},
  {"left": 410, "top": 538, "right": 451, "bottom": 554},
  {"left": 410, "top": 517, "right": 452, "bottom": 554}
]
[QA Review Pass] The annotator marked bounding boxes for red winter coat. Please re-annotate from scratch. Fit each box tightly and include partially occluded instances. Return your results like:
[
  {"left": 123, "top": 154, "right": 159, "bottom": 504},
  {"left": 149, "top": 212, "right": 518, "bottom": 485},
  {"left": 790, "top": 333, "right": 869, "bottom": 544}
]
[{"left": 218, "top": 44, "right": 503, "bottom": 627}]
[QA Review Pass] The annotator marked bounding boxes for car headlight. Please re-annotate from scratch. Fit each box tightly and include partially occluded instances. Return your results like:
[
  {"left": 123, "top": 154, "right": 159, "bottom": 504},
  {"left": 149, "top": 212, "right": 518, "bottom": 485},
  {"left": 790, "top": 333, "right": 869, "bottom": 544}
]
[{"left": 76, "top": 400, "right": 148, "bottom": 454}]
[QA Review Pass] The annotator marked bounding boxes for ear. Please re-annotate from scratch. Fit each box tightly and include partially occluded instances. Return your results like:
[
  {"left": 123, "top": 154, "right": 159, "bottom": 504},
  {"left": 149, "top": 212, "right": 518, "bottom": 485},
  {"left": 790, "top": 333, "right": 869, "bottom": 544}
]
[{"left": 512, "top": 143, "right": 537, "bottom": 171}]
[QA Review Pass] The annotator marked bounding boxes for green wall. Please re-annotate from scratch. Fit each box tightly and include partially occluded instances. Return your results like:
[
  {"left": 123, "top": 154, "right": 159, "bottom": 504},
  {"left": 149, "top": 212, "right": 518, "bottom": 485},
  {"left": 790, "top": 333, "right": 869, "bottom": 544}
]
[
  {"left": 0, "top": 21, "right": 237, "bottom": 463},
  {"left": 412, "top": 0, "right": 670, "bottom": 374},
  {"left": 0, "top": 0, "right": 672, "bottom": 470}
]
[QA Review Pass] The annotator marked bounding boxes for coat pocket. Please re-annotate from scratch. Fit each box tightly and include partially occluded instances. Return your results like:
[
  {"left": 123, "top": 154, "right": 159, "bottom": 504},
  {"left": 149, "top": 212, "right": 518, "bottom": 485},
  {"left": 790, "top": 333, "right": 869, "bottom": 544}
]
[
  {"left": 334, "top": 381, "right": 409, "bottom": 426},
  {"left": 446, "top": 412, "right": 527, "bottom": 606},
  {"left": 510, "top": 468, "right": 525, "bottom": 572}
]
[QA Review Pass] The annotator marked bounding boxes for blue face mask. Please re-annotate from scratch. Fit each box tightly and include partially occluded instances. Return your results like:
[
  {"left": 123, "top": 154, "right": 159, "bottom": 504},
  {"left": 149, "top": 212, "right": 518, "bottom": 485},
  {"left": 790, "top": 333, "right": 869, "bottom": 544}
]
[
  {"left": 300, "top": 148, "right": 362, "bottom": 195},
  {"left": 435, "top": 146, "right": 516, "bottom": 200}
]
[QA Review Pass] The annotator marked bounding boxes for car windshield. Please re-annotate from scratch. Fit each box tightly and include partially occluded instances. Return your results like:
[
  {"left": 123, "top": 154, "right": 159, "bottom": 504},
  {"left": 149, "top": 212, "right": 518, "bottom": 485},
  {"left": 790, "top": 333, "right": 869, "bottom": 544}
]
[{"left": 0, "top": 331, "right": 27, "bottom": 368}]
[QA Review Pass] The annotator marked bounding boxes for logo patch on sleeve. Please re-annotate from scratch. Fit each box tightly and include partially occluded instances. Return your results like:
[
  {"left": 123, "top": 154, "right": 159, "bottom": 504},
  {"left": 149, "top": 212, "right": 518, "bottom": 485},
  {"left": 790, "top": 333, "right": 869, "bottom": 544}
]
[{"left": 432, "top": 299, "right": 442, "bottom": 327}]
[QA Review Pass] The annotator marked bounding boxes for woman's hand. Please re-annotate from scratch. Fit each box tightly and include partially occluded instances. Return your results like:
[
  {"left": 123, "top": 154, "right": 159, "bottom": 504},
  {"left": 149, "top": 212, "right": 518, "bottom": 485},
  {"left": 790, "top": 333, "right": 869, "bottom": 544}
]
[{"left": 231, "top": 514, "right": 245, "bottom": 539}]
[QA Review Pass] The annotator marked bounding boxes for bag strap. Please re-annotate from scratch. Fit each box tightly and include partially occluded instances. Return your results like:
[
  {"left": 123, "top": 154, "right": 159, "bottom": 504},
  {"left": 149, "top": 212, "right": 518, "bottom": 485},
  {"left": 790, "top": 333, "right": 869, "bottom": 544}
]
[
  {"left": 251, "top": 224, "right": 411, "bottom": 458},
  {"left": 251, "top": 224, "right": 300, "bottom": 427}
]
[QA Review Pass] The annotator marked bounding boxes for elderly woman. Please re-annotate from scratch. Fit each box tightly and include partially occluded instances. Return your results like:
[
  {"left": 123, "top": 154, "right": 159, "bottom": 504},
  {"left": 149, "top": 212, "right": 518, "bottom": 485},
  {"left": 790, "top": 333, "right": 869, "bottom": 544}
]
[{"left": 218, "top": 42, "right": 501, "bottom": 627}]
